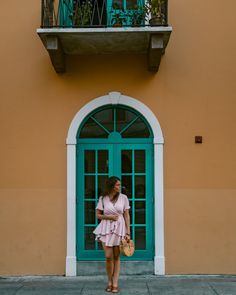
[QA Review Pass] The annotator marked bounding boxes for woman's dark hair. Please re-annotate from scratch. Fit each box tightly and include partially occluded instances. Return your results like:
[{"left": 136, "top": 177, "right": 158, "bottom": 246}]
[{"left": 102, "top": 176, "right": 120, "bottom": 201}]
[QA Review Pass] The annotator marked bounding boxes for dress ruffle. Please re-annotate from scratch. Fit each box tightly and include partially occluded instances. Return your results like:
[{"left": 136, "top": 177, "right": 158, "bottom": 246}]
[{"left": 93, "top": 215, "right": 126, "bottom": 247}]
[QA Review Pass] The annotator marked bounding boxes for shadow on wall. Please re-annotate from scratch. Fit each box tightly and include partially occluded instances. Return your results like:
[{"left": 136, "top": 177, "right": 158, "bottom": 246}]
[
  {"left": 57, "top": 54, "right": 164, "bottom": 94},
  {"left": 65, "top": 54, "right": 152, "bottom": 76}
]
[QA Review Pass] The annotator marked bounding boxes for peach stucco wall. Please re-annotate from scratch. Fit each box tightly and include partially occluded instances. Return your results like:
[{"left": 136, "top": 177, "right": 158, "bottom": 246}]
[{"left": 0, "top": 0, "right": 236, "bottom": 275}]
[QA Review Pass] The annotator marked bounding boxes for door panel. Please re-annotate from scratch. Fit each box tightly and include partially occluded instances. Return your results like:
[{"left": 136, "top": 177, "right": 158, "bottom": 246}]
[
  {"left": 77, "top": 144, "right": 112, "bottom": 259},
  {"left": 117, "top": 144, "right": 153, "bottom": 259}
]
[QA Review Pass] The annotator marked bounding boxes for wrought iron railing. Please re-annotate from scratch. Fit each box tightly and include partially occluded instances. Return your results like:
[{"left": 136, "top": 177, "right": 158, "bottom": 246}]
[{"left": 41, "top": 0, "right": 168, "bottom": 28}]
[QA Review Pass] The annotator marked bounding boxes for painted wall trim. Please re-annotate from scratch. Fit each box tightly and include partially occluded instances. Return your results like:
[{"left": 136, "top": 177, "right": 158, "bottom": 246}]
[{"left": 66, "top": 92, "right": 165, "bottom": 276}]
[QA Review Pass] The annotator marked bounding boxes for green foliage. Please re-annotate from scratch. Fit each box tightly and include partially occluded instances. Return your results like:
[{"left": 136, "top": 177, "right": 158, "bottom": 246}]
[
  {"left": 111, "top": 12, "right": 127, "bottom": 26},
  {"left": 145, "top": 0, "right": 165, "bottom": 22},
  {"left": 74, "top": 0, "right": 93, "bottom": 26},
  {"left": 129, "top": 5, "right": 146, "bottom": 26}
]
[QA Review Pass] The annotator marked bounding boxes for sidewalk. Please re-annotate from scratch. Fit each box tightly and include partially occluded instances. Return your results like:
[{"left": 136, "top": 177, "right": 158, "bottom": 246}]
[{"left": 0, "top": 275, "right": 236, "bottom": 295}]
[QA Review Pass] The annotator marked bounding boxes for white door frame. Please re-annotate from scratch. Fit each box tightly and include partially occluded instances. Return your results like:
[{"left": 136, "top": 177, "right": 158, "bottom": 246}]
[{"left": 66, "top": 92, "right": 165, "bottom": 276}]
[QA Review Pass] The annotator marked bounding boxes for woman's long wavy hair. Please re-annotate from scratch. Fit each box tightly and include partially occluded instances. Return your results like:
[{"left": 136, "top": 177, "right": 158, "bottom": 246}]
[{"left": 102, "top": 176, "right": 120, "bottom": 202}]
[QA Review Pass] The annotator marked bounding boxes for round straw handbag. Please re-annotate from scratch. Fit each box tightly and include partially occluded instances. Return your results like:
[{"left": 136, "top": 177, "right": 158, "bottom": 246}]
[{"left": 119, "top": 239, "right": 135, "bottom": 257}]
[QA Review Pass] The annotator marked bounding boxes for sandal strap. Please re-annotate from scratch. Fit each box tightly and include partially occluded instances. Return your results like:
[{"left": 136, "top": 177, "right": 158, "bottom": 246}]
[
  {"left": 112, "top": 286, "right": 119, "bottom": 293},
  {"left": 105, "top": 285, "right": 112, "bottom": 292}
]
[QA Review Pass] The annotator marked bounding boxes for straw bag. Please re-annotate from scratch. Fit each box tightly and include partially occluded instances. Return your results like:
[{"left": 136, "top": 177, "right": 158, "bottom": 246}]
[{"left": 119, "top": 239, "right": 135, "bottom": 257}]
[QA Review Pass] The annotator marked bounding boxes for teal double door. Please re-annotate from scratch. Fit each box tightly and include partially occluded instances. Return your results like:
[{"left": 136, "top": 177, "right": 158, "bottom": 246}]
[{"left": 76, "top": 142, "right": 154, "bottom": 260}]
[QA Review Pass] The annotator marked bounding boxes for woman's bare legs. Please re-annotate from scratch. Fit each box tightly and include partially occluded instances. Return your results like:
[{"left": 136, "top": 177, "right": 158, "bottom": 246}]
[
  {"left": 102, "top": 243, "right": 114, "bottom": 287},
  {"left": 112, "top": 246, "right": 120, "bottom": 289}
]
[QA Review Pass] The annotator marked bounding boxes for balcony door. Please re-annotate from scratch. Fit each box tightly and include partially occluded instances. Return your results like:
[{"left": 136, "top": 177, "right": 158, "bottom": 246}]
[
  {"left": 76, "top": 106, "right": 154, "bottom": 261},
  {"left": 107, "top": 0, "right": 145, "bottom": 26},
  {"left": 59, "top": 0, "right": 144, "bottom": 27}
]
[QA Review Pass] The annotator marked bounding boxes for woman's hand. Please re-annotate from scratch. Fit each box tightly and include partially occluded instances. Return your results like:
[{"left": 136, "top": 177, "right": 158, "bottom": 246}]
[
  {"left": 125, "top": 233, "right": 130, "bottom": 241},
  {"left": 123, "top": 209, "right": 131, "bottom": 242},
  {"left": 109, "top": 215, "right": 119, "bottom": 221},
  {"left": 97, "top": 210, "right": 119, "bottom": 221}
]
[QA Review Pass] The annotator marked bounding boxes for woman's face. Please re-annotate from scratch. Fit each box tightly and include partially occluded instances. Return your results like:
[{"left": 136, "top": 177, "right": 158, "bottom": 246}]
[{"left": 112, "top": 180, "right": 121, "bottom": 193}]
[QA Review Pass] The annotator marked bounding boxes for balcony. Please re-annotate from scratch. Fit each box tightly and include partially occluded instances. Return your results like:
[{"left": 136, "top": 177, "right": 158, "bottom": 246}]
[{"left": 37, "top": 0, "right": 172, "bottom": 73}]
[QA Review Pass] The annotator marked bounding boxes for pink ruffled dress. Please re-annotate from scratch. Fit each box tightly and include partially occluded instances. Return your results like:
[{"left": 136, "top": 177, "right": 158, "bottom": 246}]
[{"left": 93, "top": 193, "right": 130, "bottom": 247}]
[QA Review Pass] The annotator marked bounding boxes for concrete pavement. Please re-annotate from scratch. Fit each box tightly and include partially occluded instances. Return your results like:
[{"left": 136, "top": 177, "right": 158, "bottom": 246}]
[{"left": 0, "top": 275, "right": 236, "bottom": 295}]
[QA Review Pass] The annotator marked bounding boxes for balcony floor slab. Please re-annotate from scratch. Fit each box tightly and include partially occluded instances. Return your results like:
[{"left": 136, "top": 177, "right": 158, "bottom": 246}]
[{"left": 37, "top": 26, "right": 172, "bottom": 72}]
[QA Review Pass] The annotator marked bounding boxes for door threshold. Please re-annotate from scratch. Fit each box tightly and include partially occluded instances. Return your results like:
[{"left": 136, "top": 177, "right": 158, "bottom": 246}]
[{"left": 77, "top": 261, "right": 154, "bottom": 275}]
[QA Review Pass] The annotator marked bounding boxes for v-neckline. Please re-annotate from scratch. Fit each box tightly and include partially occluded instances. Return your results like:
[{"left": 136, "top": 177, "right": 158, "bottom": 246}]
[{"left": 108, "top": 194, "right": 120, "bottom": 206}]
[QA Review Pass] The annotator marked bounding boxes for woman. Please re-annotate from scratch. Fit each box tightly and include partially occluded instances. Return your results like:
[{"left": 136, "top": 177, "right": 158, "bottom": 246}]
[{"left": 93, "top": 176, "right": 131, "bottom": 293}]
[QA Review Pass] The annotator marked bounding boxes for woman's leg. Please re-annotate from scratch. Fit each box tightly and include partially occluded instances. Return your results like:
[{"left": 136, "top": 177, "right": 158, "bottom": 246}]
[
  {"left": 112, "top": 246, "right": 120, "bottom": 288},
  {"left": 102, "top": 243, "right": 114, "bottom": 287}
]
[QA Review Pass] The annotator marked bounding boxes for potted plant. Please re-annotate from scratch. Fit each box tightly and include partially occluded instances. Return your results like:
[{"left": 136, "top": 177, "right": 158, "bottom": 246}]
[
  {"left": 130, "top": 6, "right": 146, "bottom": 27},
  {"left": 111, "top": 12, "right": 126, "bottom": 27},
  {"left": 145, "top": 0, "right": 165, "bottom": 26},
  {"left": 74, "top": 0, "right": 93, "bottom": 26},
  {"left": 111, "top": 3, "right": 128, "bottom": 27}
]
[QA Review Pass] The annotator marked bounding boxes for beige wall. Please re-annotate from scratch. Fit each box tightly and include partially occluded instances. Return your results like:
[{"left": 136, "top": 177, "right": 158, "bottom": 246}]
[{"left": 0, "top": 0, "right": 236, "bottom": 275}]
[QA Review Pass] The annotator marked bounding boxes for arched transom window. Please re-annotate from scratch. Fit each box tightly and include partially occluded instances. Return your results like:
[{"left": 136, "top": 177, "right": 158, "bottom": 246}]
[{"left": 77, "top": 106, "right": 153, "bottom": 139}]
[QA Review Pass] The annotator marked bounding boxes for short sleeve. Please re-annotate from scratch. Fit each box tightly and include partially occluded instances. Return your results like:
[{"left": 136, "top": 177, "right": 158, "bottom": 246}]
[
  {"left": 123, "top": 194, "right": 130, "bottom": 211},
  {"left": 96, "top": 197, "right": 104, "bottom": 211}
]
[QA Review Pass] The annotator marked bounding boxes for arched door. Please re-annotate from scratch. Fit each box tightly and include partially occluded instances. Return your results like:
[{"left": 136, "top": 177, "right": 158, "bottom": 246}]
[{"left": 76, "top": 105, "right": 154, "bottom": 260}]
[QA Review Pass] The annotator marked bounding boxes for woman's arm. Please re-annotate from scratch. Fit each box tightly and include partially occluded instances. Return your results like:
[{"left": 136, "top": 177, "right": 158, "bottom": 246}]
[
  {"left": 123, "top": 209, "right": 131, "bottom": 240},
  {"left": 96, "top": 209, "right": 118, "bottom": 221}
]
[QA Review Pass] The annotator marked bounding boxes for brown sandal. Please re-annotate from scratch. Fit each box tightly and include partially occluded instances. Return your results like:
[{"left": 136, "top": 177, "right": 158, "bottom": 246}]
[
  {"left": 105, "top": 285, "right": 112, "bottom": 292},
  {"left": 112, "top": 286, "right": 119, "bottom": 293}
]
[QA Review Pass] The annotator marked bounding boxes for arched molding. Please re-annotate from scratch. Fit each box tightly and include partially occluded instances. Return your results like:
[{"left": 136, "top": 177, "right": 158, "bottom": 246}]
[
  {"left": 66, "top": 92, "right": 165, "bottom": 276},
  {"left": 67, "top": 92, "right": 164, "bottom": 144}
]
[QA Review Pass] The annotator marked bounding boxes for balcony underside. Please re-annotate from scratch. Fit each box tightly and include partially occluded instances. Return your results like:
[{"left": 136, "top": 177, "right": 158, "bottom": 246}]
[{"left": 37, "top": 27, "right": 172, "bottom": 73}]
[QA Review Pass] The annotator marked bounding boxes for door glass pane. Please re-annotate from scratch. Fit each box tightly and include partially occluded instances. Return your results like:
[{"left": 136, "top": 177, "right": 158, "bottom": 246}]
[
  {"left": 135, "top": 150, "right": 145, "bottom": 173},
  {"left": 98, "top": 175, "right": 109, "bottom": 197},
  {"left": 127, "top": 0, "right": 137, "bottom": 9},
  {"left": 135, "top": 201, "right": 145, "bottom": 224},
  {"left": 97, "top": 241, "right": 103, "bottom": 250},
  {"left": 85, "top": 150, "right": 95, "bottom": 173},
  {"left": 122, "top": 150, "right": 132, "bottom": 173},
  {"left": 93, "top": 109, "right": 113, "bottom": 132},
  {"left": 121, "top": 185, "right": 128, "bottom": 195},
  {"left": 85, "top": 176, "right": 95, "bottom": 198},
  {"left": 79, "top": 118, "right": 108, "bottom": 138},
  {"left": 85, "top": 227, "right": 95, "bottom": 250},
  {"left": 135, "top": 227, "right": 146, "bottom": 250},
  {"left": 135, "top": 176, "right": 145, "bottom": 198},
  {"left": 85, "top": 201, "right": 95, "bottom": 224},
  {"left": 129, "top": 201, "right": 133, "bottom": 225},
  {"left": 98, "top": 150, "right": 108, "bottom": 173},
  {"left": 122, "top": 176, "right": 132, "bottom": 198},
  {"left": 112, "top": 0, "right": 124, "bottom": 9},
  {"left": 116, "top": 108, "right": 137, "bottom": 133},
  {"left": 122, "top": 118, "right": 150, "bottom": 138}
]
